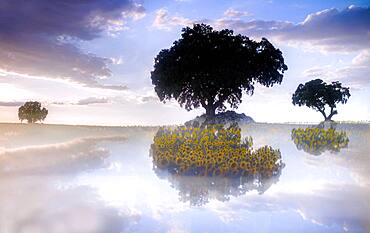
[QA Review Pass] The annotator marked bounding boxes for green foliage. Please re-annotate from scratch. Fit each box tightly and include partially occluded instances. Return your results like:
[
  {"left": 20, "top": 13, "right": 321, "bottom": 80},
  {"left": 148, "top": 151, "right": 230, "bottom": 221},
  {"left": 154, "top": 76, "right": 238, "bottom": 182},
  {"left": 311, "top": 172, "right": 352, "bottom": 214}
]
[
  {"left": 291, "top": 127, "right": 349, "bottom": 155},
  {"left": 18, "top": 101, "right": 48, "bottom": 123},
  {"left": 151, "top": 124, "right": 284, "bottom": 177},
  {"left": 292, "top": 79, "right": 350, "bottom": 121},
  {"left": 151, "top": 23, "right": 288, "bottom": 116}
]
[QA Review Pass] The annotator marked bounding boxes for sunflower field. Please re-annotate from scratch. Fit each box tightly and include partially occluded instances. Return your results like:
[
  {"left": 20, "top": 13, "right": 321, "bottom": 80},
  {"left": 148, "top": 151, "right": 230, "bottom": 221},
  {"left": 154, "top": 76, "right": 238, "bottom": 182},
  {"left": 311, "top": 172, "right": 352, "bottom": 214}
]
[
  {"left": 150, "top": 124, "right": 284, "bottom": 177},
  {"left": 291, "top": 127, "right": 349, "bottom": 155}
]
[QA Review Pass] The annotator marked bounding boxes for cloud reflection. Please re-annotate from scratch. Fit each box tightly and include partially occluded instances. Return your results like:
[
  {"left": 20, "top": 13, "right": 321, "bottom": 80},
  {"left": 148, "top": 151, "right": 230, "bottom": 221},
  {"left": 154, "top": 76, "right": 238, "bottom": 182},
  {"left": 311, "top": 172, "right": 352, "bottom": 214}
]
[
  {"left": 0, "top": 133, "right": 140, "bottom": 233},
  {"left": 0, "top": 136, "right": 126, "bottom": 175},
  {"left": 208, "top": 182, "right": 370, "bottom": 232},
  {"left": 0, "top": 176, "right": 138, "bottom": 233}
]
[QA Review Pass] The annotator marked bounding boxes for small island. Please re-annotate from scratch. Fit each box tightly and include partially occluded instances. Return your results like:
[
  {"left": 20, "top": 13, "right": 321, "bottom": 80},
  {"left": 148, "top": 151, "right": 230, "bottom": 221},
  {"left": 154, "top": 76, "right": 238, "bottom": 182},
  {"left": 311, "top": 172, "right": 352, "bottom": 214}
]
[{"left": 151, "top": 124, "right": 284, "bottom": 178}]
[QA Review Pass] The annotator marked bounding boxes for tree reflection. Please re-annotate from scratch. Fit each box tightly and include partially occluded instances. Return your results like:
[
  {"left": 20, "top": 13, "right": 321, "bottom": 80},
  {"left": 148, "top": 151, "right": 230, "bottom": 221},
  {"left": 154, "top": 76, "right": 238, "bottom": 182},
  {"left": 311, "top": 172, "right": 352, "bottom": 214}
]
[
  {"left": 291, "top": 127, "right": 349, "bottom": 155},
  {"left": 153, "top": 167, "right": 282, "bottom": 206}
]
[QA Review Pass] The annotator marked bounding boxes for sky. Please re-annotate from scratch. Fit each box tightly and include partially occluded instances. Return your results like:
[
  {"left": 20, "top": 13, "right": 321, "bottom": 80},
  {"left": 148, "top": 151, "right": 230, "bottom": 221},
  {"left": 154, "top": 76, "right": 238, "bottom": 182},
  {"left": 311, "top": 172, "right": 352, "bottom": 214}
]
[{"left": 0, "top": 0, "right": 369, "bottom": 126}]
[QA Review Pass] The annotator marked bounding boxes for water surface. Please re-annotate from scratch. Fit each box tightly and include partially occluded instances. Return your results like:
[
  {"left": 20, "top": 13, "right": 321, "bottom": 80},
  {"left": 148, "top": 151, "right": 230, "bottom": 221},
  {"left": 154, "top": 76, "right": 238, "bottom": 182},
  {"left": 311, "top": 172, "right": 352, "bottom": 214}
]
[{"left": 0, "top": 123, "right": 369, "bottom": 233}]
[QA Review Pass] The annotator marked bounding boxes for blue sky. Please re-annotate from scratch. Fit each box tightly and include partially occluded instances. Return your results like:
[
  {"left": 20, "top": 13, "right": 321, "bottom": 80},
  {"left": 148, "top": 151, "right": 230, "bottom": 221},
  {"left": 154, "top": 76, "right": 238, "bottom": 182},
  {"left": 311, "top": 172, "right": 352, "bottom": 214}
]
[{"left": 0, "top": 0, "right": 369, "bottom": 125}]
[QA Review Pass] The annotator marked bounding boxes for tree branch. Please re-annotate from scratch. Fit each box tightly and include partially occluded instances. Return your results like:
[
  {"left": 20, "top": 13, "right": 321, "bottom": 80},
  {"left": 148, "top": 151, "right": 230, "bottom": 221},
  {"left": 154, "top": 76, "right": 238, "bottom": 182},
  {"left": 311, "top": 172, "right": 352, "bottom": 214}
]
[{"left": 314, "top": 104, "right": 327, "bottom": 120}]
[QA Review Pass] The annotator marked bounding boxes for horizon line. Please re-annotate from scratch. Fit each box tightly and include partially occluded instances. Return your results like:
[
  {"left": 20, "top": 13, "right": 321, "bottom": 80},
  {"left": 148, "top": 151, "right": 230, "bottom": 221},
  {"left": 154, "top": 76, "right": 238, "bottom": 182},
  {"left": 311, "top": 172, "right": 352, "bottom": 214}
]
[{"left": 0, "top": 121, "right": 368, "bottom": 128}]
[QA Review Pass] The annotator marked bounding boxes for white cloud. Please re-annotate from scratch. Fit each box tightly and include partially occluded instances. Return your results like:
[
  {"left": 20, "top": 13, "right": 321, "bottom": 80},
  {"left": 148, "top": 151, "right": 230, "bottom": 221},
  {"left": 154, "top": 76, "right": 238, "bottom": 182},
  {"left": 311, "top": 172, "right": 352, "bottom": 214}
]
[
  {"left": 77, "top": 97, "right": 110, "bottom": 105},
  {"left": 224, "top": 8, "right": 251, "bottom": 18},
  {"left": 152, "top": 8, "right": 194, "bottom": 30},
  {"left": 0, "top": 101, "right": 23, "bottom": 107},
  {"left": 0, "top": 69, "right": 128, "bottom": 91},
  {"left": 110, "top": 57, "right": 124, "bottom": 65},
  {"left": 141, "top": 95, "right": 159, "bottom": 103},
  {"left": 151, "top": 5, "right": 370, "bottom": 53},
  {"left": 352, "top": 50, "right": 370, "bottom": 66},
  {"left": 214, "top": 5, "right": 370, "bottom": 52},
  {"left": 303, "top": 50, "right": 370, "bottom": 89},
  {"left": 122, "top": 3, "right": 146, "bottom": 21}
]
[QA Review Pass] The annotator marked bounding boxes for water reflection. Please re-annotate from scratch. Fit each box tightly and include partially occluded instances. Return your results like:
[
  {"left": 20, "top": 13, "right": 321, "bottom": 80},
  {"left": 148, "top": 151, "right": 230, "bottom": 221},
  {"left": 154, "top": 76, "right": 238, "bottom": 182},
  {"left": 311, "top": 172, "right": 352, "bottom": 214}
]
[
  {"left": 150, "top": 125, "right": 284, "bottom": 206},
  {"left": 0, "top": 176, "right": 134, "bottom": 233},
  {"left": 0, "top": 136, "right": 126, "bottom": 175},
  {"left": 0, "top": 133, "right": 136, "bottom": 233},
  {"left": 291, "top": 127, "right": 349, "bottom": 155},
  {"left": 153, "top": 168, "right": 282, "bottom": 206}
]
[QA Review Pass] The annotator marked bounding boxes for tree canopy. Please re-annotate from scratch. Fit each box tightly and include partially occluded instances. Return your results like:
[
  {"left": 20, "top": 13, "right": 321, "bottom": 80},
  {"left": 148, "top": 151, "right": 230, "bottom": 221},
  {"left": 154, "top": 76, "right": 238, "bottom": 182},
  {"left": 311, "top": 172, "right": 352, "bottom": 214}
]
[
  {"left": 292, "top": 79, "right": 350, "bottom": 121},
  {"left": 151, "top": 23, "right": 288, "bottom": 117},
  {"left": 18, "top": 101, "right": 48, "bottom": 123}
]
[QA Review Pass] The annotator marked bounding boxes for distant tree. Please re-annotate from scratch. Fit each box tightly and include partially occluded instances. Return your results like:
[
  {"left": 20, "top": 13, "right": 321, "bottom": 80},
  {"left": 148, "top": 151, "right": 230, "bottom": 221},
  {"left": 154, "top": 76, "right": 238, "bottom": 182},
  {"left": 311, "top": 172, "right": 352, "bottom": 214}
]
[
  {"left": 151, "top": 23, "right": 288, "bottom": 117},
  {"left": 18, "top": 101, "right": 48, "bottom": 123},
  {"left": 292, "top": 79, "right": 350, "bottom": 121}
]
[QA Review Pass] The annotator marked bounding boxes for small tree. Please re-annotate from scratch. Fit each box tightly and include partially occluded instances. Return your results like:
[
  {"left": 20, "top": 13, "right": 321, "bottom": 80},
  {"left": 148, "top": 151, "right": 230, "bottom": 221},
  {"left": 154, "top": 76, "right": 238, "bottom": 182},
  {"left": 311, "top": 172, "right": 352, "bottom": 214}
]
[
  {"left": 151, "top": 24, "right": 288, "bottom": 117},
  {"left": 292, "top": 79, "right": 350, "bottom": 121},
  {"left": 18, "top": 101, "right": 48, "bottom": 123}
]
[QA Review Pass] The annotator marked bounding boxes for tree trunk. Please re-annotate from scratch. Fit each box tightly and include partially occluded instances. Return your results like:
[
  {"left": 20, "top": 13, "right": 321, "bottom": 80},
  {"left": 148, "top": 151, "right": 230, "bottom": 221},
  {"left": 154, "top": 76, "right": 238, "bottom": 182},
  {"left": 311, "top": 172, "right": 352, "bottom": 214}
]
[
  {"left": 27, "top": 118, "right": 35, "bottom": 124},
  {"left": 205, "top": 104, "right": 216, "bottom": 118},
  {"left": 326, "top": 107, "right": 337, "bottom": 121}
]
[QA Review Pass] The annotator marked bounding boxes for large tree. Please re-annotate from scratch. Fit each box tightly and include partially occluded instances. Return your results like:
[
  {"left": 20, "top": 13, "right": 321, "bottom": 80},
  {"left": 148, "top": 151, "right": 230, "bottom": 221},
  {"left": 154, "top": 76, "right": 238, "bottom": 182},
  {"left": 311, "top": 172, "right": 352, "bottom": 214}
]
[
  {"left": 18, "top": 101, "right": 48, "bottom": 123},
  {"left": 292, "top": 79, "right": 350, "bottom": 121},
  {"left": 151, "top": 24, "right": 288, "bottom": 117}
]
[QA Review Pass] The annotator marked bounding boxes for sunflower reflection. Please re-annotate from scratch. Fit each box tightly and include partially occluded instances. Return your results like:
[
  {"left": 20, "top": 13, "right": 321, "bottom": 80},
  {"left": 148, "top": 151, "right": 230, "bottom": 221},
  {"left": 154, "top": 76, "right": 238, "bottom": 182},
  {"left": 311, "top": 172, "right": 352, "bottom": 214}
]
[{"left": 154, "top": 168, "right": 282, "bottom": 206}]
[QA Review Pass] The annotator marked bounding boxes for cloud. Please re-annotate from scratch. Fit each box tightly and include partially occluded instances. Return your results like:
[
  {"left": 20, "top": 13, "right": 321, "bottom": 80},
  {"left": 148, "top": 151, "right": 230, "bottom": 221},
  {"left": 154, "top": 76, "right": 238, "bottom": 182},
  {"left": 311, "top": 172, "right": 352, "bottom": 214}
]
[
  {"left": 303, "top": 50, "right": 370, "bottom": 88},
  {"left": 0, "top": 69, "right": 129, "bottom": 91},
  {"left": 215, "top": 5, "right": 370, "bottom": 52},
  {"left": 46, "top": 97, "right": 110, "bottom": 106},
  {"left": 0, "top": 0, "right": 145, "bottom": 90},
  {"left": 352, "top": 50, "right": 370, "bottom": 66},
  {"left": 141, "top": 96, "right": 159, "bottom": 103},
  {"left": 224, "top": 8, "right": 251, "bottom": 18},
  {"left": 77, "top": 97, "right": 110, "bottom": 105},
  {"left": 122, "top": 3, "right": 146, "bottom": 21},
  {"left": 0, "top": 97, "right": 112, "bottom": 108},
  {"left": 51, "top": 101, "right": 67, "bottom": 106},
  {"left": 87, "top": 83, "right": 128, "bottom": 91},
  {"left": 152, "top": 8, "right": 194, "bottom": 30},
  {"left": 151, "top": 5, "right": 370, "bottom": 52},
  {"left": 0, "top": 101, "right": 23, "bottom": 107},
  {"left": 110, "top": 57, "right": 124, "bottom": 65}
]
